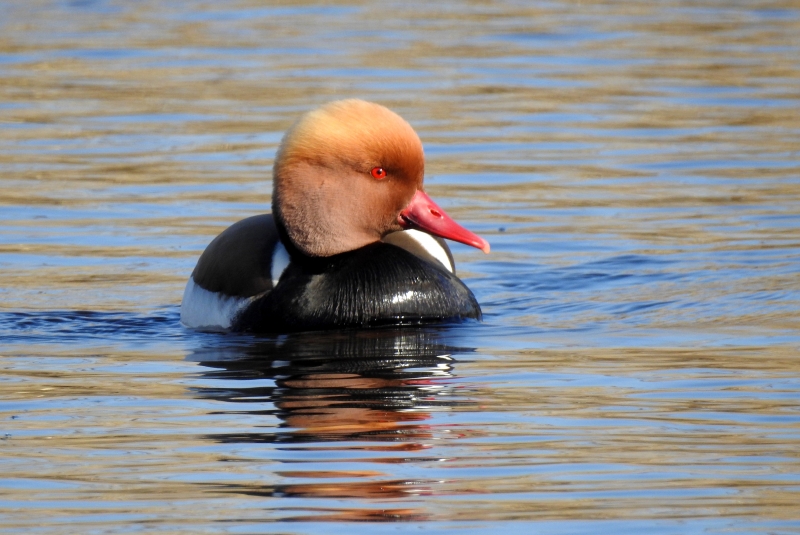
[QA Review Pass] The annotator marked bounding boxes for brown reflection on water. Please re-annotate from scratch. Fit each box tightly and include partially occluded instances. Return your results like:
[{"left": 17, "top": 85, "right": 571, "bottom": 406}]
[
  {"left": 2, "top": 324, "right": 799, "bottom": 525},
  {"left": 188, "top": 328, "right": 467, "bottom": 517}
]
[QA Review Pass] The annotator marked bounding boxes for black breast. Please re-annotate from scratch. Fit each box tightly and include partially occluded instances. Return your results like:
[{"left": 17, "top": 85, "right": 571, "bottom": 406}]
[{"left": 232, "top": 242, "right": 481, "bottom": 333}]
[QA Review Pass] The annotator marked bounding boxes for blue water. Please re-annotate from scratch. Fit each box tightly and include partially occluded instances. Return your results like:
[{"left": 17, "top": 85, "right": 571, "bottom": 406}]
[{"left": 1, "top": 0, "right": 800, "bottom": 533}]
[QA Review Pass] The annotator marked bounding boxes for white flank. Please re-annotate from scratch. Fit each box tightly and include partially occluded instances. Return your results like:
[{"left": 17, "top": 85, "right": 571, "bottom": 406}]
[
  {"left": 180, "top": 277, "right": 259, "bottom": 331},
  {"left": 395, "top": 229, "right": 454, "bottom": 273},
  {"left": 271, "top": 241, "right": 291, "bottom": 286}
]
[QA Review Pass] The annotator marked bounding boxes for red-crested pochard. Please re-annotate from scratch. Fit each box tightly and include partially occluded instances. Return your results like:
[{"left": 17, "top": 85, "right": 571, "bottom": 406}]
[{"left": 181, "top": 99, "right": 490, "bottom": 332}]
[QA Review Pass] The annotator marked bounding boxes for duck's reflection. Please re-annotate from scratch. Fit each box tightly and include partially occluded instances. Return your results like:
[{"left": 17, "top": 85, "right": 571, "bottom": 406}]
[{"left": 188, "top": 327, "right": 474, "bottom": 519}]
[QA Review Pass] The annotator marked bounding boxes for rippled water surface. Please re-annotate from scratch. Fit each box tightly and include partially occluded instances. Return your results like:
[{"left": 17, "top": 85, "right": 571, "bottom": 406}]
[{"left": 2, "top": 1, "right": 800, "bottom": 533}]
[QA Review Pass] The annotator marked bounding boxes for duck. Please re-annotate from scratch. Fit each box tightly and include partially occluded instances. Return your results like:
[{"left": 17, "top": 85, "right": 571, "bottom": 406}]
[{"left": 180, "top": 99, "right": 490, "bottom": 333}]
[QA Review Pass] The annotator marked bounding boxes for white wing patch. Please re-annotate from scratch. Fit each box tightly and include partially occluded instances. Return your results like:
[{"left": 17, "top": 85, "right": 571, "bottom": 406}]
[
  {"left": 180, "top": 277, "right": 261, "bottom": 331},
  {"left": 271, "top": 241, "right": 291, "bottom": 287}
]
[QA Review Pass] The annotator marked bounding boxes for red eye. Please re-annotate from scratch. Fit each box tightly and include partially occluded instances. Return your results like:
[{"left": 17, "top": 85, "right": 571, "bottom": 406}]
[{"left": 370, "top": 167, "right": 387, "bottom": 180}]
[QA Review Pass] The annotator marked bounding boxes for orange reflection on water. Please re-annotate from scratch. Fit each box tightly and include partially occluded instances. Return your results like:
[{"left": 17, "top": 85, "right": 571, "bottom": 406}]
[
  {"left": 277, "top": 372, "right": 435, "bottom": 442},
  {"left": 195, "top": 330, "right": 463, "bottom": 515}
]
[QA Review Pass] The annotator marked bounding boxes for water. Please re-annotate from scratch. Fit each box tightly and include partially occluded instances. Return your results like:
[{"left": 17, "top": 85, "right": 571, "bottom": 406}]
[{"left": 1, "top": 0, "right": 799, "bottom": 533}]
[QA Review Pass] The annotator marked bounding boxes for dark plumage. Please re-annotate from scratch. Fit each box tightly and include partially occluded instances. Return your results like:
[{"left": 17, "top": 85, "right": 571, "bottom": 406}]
[{"left": 233, "top": 241, "right": 481, "bottom": 333}]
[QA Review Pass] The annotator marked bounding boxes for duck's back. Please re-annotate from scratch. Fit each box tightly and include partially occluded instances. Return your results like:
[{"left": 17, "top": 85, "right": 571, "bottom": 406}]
[{"left": 180, "top": 214, "right": 280, "bottom": 331}]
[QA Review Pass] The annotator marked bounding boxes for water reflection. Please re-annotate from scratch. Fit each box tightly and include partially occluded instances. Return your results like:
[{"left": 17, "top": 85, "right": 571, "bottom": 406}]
[{"left": 187, "top": 328, "right": 471, "bottom": 517}]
